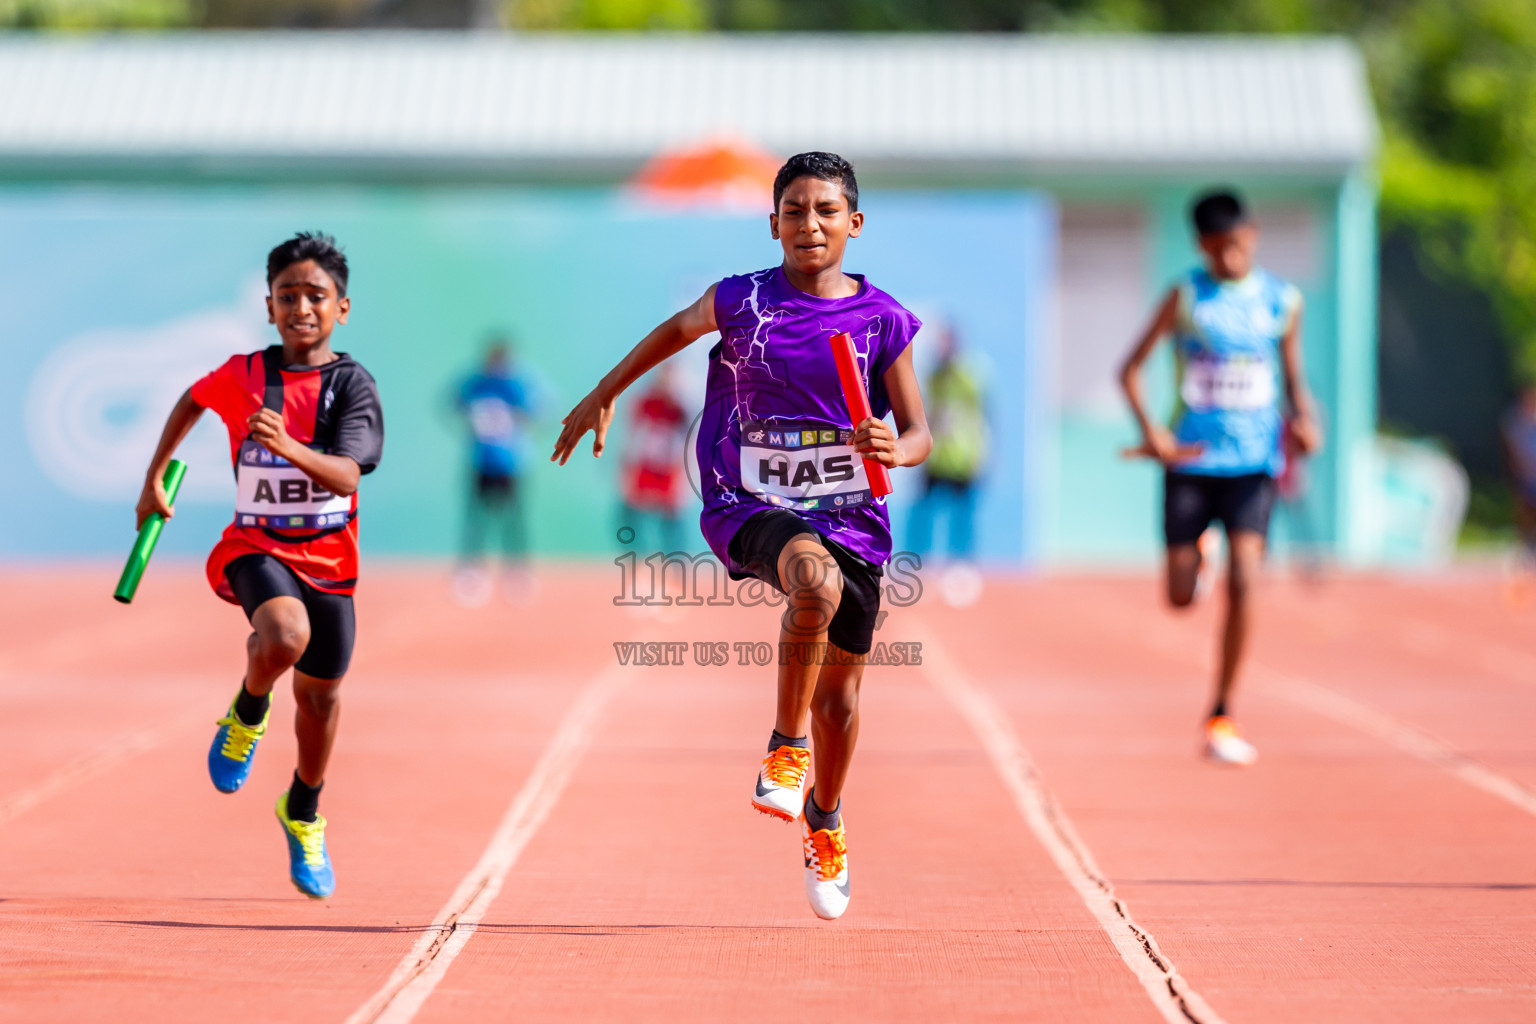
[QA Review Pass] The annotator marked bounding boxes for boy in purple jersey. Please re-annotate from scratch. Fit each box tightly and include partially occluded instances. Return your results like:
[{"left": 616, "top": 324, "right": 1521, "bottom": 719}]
[{"left": 553, "top": 152, "right": 931, "bottom": 920}]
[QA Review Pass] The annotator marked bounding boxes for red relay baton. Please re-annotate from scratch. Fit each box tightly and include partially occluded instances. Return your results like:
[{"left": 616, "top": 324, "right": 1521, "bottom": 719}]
[{"left": 828, "top": 332, "right": 894, "bottom": 498}]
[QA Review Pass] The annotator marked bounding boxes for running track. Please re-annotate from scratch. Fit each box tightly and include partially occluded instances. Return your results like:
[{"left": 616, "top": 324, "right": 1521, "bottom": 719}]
[{"left": 2, "top": 565, "right": 1534, "bottom": 1022}]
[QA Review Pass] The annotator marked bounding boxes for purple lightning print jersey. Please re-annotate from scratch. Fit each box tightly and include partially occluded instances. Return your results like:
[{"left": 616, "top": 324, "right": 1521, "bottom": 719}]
[{"left": 696, "top": 266, "right": 922, "bottom": 574}]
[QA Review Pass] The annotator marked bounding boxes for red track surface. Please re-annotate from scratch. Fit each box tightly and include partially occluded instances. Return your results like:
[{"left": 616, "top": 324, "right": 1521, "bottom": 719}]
[{"left": 2, "top": 565, "right": 1535, "bottom": 1022}]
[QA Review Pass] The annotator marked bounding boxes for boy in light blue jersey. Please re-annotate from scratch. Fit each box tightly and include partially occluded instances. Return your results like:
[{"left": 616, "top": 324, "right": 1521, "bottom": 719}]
[{"left": 1120, "top": 190, "right": 1321, "bottom": 765}]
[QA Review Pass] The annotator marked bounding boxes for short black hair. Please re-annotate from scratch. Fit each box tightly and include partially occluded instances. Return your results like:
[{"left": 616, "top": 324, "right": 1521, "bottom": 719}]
[
  {"left": 773, "top": 152, "right": 859, "bottom": 213},
  {"left": 1190, "top": 190, "right": 1249, "bottom": 237},
  {"left": 267, "top": 232, "right": 349, "bottom": 297}
]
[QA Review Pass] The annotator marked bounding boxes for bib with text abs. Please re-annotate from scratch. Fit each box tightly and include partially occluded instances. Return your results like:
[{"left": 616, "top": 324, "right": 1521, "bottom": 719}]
[
  {"left": 739, "top": 420, "right": 873, "bottom": 512},
  {"left": 234, "top": 440, "right": 352, "bottom": 529},
  {"left": 1180, "top": 354, "right": 1277, "bottom": 413}
]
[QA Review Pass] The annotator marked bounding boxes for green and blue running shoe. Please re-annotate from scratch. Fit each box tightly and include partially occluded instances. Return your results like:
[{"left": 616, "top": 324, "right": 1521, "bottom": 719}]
[
  {"left": 207, "top": 697, "right": 268, "bottom": 793},
  {"left": 276, "top": 792, "right": 335, "bottom": 899}
]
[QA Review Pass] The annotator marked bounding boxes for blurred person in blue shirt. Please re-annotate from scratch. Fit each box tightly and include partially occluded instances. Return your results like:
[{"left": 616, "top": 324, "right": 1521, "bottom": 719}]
[{"left": 454, "top": 336, "right": 537, "bottom": 604}]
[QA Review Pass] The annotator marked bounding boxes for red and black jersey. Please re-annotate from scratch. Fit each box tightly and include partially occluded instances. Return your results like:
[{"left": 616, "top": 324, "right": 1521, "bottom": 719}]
[{"left": 191, "top": 346, "right": 384, "bottom": 602}]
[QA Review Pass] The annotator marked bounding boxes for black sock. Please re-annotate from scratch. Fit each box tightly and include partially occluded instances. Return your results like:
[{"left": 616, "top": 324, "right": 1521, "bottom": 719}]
[
  {"left": 1210, "top": 700, "right": 1228, "bottom": 720},
  {"left": 769, "top": 729, "right": 808, "bottom": 752},
  {"left": 233, "top": 684, "right": 270, "bottom": 728},
  {"left": 804, "top": 787, "right": 840, "bottom": 832},
  {"left": 286, "top": 771, "right": 323, "bottom": 823}
]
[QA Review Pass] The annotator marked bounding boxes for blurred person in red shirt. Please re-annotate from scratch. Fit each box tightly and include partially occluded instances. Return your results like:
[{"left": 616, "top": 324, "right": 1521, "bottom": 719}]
[{"left": 618, "top": 362, "right": 690, "bottom": 554}]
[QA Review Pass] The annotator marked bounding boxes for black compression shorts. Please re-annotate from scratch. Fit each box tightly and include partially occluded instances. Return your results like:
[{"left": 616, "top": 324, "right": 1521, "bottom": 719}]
[
  {"left": 225, "top": 553, "right": 356, "bottom": 679},
  {"left": 1163, "top": 470, "right": 1278, "bottom": 547},
  {"left": 727, "top": 507, "right": 884, "bottom": 655}
]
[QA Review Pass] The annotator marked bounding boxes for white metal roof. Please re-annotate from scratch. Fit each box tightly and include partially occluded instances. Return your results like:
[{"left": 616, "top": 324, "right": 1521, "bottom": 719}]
[{"left": 0, "top": 33, "right": 1376, "bottom": 173}]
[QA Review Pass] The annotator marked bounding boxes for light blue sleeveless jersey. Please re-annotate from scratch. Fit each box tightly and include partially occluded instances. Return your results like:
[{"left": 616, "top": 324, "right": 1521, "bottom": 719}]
[{"left": 1170, "top": 266, "right": 1301, "bottom": 477}]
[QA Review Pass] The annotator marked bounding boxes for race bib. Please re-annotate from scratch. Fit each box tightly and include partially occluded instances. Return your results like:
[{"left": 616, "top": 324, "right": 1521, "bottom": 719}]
[
  {"left": 468, "top": 396, "right": 516, "bottom": 446},
  {"left": 739, "top": 420, "right": 873, "bottom": 512},
  {"left": 1181, "top": 356, "right": 1277, "bottom": 412},
  {"left": 234, "top": 440, "right": 353, "bottom": 529}
]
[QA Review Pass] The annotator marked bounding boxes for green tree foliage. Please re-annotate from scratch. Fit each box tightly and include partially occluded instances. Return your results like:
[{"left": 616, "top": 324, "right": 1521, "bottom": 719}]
[
  {"left": 513, "top": 0, "right": 704, "bottom": 30},
  {"left": 1369, "top": 2, "right": 1536, "bottom": 380},
  {"left": 0, "top": 0, "right": 193, "bottom": 28}
]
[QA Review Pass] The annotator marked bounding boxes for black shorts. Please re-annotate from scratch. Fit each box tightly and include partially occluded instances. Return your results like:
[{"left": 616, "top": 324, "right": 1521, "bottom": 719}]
[
  {"left": 225, "top": 553, "right": 356, "bottom": 679},
  {"left": 475, "top": 471, "right": 517, "bottom": 502},
  {"left": 727, "top": 508, "right": 883, "bottom": 655},
  {"left": 1164, "top": 471, "right": 1278, "bottom": 547}
]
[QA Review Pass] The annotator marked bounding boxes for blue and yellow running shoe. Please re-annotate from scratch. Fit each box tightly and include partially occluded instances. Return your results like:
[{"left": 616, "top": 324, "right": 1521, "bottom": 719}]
[
  {"left": 207, "top": 696, "right": 268, "bottom": 794},
  {"left": 275, "top": 792, "right": 335, "bottom": 899}
]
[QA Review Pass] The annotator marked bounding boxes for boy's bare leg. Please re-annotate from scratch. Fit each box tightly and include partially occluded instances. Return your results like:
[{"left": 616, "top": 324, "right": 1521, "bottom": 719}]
[
  {"left": 244, "top": 596, "right": 310, "bottom": 697},
  {"left": 210, "top": 594, "right": 308, "bottom": 797},
  {"left": 293, "top": 671, "right": 343, "bottom": 788},
  {"left": 773, "top": 536, "right": 842, "bottom": 737},
  {"left": 808, "top": 654, "right": 866, "bottom": 812},
  {"left": 1165, "top": 543, "right": 1202, "bottom": 609},
  {"left": 1213, "top": 530, "right": 1266, "bottom": 714}
]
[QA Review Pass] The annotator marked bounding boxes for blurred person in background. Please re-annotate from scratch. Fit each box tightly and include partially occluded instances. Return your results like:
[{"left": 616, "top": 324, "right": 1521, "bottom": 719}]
[
  {"left": 453, "top": 335, "right": 537, "bottom": 605},
  {"left": 1120, "top": 189, "right": 1321, "bottom": 767},
  {"left": 906, "top": 324, "right": 988, "bottom": 606},
  {"left": 1500, "top": 383, "right": 1536, "bottom": 597},
  {"left": 618, "top": 361, "right": 690, "bottom": 554}
]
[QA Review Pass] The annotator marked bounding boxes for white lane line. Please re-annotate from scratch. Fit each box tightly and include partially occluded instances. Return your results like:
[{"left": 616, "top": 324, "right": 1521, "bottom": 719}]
[
  {"left": 1110, "top": 597, "right": 1536, "bottom": 823},
  {"left": 919, "top": 634, "right": 1227, "bottom": 1024},
  {"left": 1261, "top": 667, "right": 1536, "bottom": 819},
  {"left": 344, "top": 666, "right": 627, "bottom": 1024},
  {"left": 0, "top": 710, "right": 201, "bottom": 826}
]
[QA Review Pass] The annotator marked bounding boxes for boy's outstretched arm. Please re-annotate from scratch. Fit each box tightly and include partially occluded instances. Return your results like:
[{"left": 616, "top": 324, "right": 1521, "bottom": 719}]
[
  {"left": 551, "top": 283, "right": 718, "bottom": 466},
  {"left": 136, "top": 388, "right": 205, "bottom": 529},
  {"left": 850, "top": 344, "right": 931, "bottom": 468},
  {"left": 1280, "top": 307, "right": 1322, "bottom": 454},
  {"left": 1118, "top": 288, "right": 1182, "bottom": 464}
]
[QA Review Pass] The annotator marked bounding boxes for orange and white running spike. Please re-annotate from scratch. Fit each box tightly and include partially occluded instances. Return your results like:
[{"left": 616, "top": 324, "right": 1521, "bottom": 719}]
[
  {"left": 802, "top": 816, "right": 850, "bottom": 920},
  {"left": 752, "top": 744, "right": 810, "bottom": 821},
  {"left": 1204, "top": 715, "right": 1258, "bottom": 766}
]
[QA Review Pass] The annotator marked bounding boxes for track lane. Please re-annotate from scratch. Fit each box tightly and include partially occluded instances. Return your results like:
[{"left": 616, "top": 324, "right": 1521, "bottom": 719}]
[
  {"left": 0, "top": 568, "right": 628, "bottom": 1023},
  {"left": 407, "top": 598, "right": 1169, "bottom": 1024},
  {"left": 4, "top": 569, "right": 1536, "bottom": 1022},
  {"left": 922, "top": 576, "right": 1536, "bottom": 1023}
]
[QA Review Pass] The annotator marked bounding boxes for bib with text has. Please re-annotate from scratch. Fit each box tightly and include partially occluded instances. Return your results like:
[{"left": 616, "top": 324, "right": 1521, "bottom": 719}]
[{"left": 739, "top": 419, "right": 873, "bottom": 512}]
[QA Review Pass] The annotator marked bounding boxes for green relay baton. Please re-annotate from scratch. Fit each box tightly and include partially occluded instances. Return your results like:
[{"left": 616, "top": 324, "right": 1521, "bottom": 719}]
[{"left": 114, "top": 459, "right": 188, "bottom": 605}]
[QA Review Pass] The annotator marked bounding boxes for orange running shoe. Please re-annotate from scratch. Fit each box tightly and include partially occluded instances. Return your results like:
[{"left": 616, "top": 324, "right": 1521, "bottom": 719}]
[
  {"left": 1204, "top": 715, "right": 1257, "bottom": 766},
  {"left": 802, "top": 815, "right": 850, "bottom": 920},
  {"left": 752, "top": 744, "right": 810, "bottom": 821}
]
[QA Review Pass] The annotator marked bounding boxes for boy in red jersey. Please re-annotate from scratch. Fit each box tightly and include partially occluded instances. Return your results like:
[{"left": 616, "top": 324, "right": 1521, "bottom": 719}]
[{"left": 136, "top": 233, "right": 384, "bottom": 898}]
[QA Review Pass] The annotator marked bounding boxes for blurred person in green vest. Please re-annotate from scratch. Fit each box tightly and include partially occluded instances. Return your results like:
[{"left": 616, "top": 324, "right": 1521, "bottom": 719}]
[{"left": 907, "top": 325, "right": 988, "bottom": 603}]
